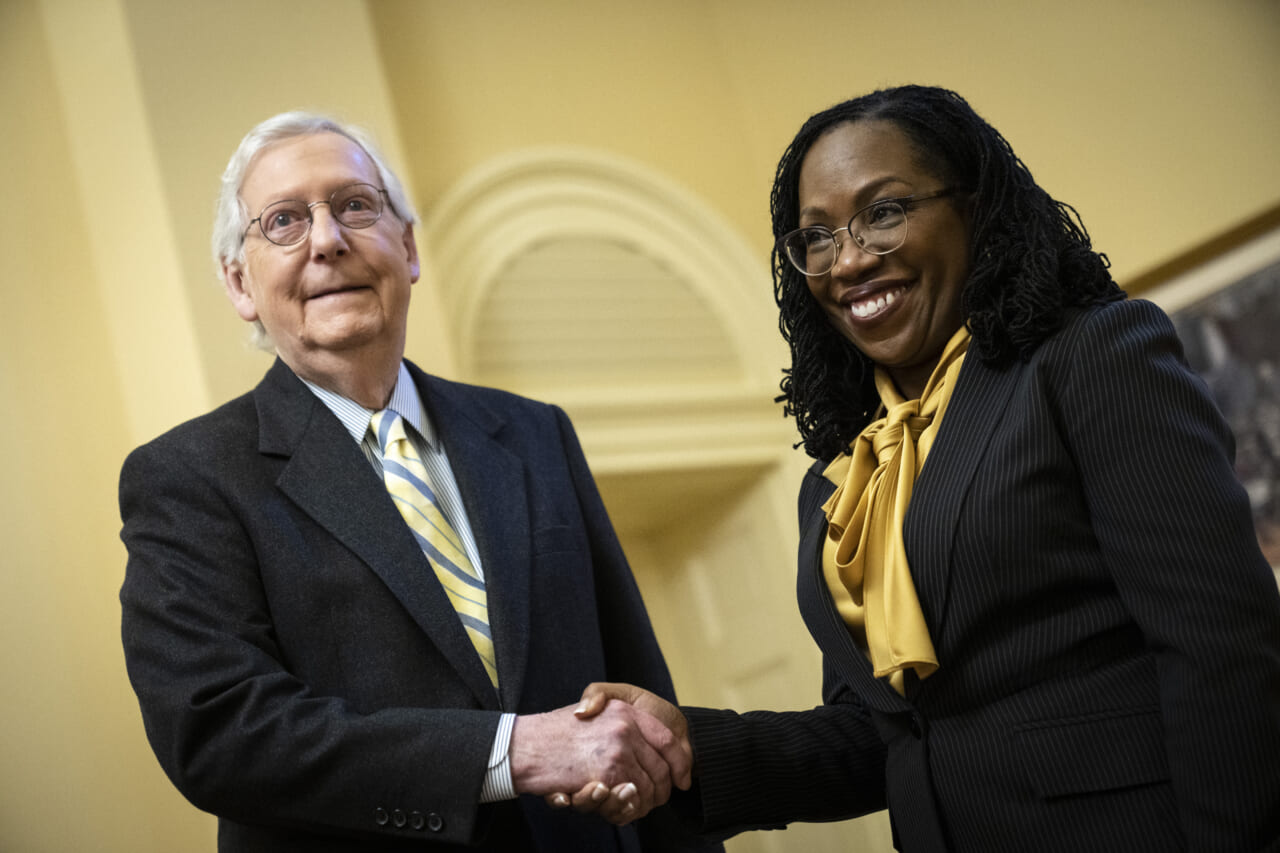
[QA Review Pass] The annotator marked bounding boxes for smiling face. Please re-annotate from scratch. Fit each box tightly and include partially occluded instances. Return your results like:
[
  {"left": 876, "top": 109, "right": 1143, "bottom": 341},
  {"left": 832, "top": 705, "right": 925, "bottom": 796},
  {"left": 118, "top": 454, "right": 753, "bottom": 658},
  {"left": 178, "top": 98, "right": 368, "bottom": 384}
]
[
  {"left": 798, "top": 120, "right": 971, "bottom": 399},
  {"left": 222, "top": 132, "right": 420, "bottom": 387}
]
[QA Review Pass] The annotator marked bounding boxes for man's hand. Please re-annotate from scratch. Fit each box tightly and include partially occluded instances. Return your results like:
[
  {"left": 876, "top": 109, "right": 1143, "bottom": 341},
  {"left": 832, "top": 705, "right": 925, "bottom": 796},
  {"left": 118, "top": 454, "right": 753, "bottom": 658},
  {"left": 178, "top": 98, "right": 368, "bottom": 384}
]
[
  {"left": 544, "top": 683, "right": 691, "bottom": 824},
  {"left": 575, "top": 682, "right": 690, "bottom": 765},
  {"left": 511, "top": 696, "right": 690, "bottom": 823}
]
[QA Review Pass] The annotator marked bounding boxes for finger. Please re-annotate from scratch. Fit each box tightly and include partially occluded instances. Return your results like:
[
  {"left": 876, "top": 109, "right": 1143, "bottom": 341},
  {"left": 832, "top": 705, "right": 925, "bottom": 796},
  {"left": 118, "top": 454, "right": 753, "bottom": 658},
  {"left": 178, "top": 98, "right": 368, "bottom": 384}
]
[
  {"left": 566, "top": 780, "right": 606, "bottom": 813},
  {"left": 546, "top": 792, "right": 570, "bottom": 809},
  {"left": 575, "top": 681, "right": 656, "bottom": 717},
  {"left": 596, "top": 786, "right": 641, "bottom": 826},
  {"left": 624, "top": 726, "right": 671, "bottom": 811},
  {"left": 596, "top": 788, "right": 640, "bottom": 824},
  {"left": 633, "top": 707, "right": 693, "bottom": 790}
]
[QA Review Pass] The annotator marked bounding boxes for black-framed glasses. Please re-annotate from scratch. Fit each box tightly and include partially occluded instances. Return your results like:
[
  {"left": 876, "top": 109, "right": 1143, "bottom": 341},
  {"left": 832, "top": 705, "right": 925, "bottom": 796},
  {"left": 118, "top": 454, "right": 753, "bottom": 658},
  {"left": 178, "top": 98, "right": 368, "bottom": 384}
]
[
  {"left": 778, "top": 188, "right": 957, "bottom": 277},
  {"left": 244, "top": 182, "right": 391, "bottom": 246}
]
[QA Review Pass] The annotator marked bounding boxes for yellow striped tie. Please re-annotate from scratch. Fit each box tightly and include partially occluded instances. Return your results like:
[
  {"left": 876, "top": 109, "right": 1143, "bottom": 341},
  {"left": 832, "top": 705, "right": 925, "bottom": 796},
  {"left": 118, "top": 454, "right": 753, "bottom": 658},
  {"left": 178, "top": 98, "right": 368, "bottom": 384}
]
[{"left": 371, "top": 410, "right": 498, "bottom": 687}]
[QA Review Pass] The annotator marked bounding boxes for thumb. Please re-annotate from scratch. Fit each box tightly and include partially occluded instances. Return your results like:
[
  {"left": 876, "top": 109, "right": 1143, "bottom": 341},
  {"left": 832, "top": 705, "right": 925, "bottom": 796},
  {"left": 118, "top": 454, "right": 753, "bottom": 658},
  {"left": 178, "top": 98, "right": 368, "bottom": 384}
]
[{"left": 574, "top": 681, "right": 638, "bottom": 718}]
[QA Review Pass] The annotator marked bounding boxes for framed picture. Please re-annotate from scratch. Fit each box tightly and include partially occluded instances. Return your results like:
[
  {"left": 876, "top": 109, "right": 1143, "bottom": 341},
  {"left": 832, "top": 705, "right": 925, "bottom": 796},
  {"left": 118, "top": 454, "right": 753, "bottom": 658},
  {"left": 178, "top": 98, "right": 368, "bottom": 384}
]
[{"left": 1138, "top": 204, "right": 1280, "bottom": 572}]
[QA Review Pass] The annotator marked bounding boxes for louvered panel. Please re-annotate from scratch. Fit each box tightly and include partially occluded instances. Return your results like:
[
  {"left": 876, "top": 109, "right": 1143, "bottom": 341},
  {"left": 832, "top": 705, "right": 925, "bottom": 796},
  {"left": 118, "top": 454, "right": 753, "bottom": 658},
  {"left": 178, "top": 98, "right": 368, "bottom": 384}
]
[{"left": 473, "top": 237, "right": 739, "bottom": 388}]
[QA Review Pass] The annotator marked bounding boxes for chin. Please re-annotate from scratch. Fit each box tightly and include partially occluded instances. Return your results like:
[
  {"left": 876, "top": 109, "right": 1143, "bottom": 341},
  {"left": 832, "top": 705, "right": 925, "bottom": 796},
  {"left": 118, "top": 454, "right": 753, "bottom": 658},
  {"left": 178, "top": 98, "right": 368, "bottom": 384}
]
[{"left": 312, "top": 315, "right": 388, "bottom": 346}]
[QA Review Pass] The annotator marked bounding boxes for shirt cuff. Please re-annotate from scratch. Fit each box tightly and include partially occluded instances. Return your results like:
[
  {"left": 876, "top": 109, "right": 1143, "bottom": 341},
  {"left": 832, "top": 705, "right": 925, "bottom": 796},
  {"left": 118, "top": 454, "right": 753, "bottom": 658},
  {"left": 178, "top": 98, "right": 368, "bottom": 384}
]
[{"left": 479, "top": 712, "right": 517, "bottom": 802}]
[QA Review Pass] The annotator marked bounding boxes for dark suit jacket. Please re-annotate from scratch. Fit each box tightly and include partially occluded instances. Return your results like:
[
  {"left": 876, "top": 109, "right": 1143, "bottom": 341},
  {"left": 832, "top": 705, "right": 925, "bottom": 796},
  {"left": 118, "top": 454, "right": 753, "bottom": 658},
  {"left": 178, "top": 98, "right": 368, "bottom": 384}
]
[
  {"left": 680, "top": 299, "right": 1280, "bottom": 852},
  {"left": 120, "top": 359, "right": 717, "bottom": 852}
]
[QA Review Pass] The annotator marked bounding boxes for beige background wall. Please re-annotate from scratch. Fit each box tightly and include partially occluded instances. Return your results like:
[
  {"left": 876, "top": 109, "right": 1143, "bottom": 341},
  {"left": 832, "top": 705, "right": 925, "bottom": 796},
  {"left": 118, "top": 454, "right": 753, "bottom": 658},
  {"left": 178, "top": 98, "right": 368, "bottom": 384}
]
[{"left": 3, "top": 0, "right": 1278, "bottom": 850}]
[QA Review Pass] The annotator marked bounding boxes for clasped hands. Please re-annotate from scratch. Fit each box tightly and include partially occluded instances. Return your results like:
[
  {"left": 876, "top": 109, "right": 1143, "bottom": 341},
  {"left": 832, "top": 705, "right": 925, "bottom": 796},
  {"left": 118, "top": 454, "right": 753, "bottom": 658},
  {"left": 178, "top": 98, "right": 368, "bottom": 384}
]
[{"left": 510, "top": 682, "right": 687, "bottom": 825}]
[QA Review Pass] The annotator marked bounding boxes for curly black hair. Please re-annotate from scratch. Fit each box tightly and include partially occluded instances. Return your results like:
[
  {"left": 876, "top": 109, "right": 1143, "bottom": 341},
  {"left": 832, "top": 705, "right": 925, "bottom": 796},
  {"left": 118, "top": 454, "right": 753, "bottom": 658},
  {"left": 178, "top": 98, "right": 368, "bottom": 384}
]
[{"left": 772, "top": 85, "right": 1124, "bottom": 460}]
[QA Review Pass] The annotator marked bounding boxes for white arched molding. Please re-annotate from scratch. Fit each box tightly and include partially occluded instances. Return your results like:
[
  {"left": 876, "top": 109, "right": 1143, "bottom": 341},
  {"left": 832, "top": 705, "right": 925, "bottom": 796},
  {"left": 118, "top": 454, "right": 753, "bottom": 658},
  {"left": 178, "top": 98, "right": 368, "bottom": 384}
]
[{"left": 423, "top": 148, "right": 794, "bottom": 474}]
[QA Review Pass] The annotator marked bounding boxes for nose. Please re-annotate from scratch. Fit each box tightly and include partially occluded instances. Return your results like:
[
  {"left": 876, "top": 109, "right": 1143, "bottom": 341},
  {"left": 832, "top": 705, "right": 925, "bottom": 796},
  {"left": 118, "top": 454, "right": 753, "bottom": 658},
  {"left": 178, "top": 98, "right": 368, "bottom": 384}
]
[
  {"left": 308, "top": 203, "right": 349, "bottom": 259},
  {"left": 830, "top": 228, "right": 880, "bottom": 278}
]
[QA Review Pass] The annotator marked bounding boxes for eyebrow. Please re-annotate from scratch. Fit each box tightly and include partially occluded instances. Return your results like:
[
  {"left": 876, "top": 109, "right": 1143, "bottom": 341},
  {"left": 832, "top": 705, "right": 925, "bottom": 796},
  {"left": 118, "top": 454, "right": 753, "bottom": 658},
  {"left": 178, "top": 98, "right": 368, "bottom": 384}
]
[
  {"left": 798, "top": 176, "right": 911, "bottom": 223},
  {"left": 252, "top": 178, "right": 378, "bottom": 208}
]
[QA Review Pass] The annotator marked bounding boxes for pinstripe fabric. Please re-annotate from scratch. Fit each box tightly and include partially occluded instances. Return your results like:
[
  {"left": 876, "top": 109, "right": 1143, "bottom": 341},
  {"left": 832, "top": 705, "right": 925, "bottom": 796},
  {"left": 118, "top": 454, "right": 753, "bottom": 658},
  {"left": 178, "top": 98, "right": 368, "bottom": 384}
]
[{"left": 683, "top": 299, "right": 1280, "bottom": 852}]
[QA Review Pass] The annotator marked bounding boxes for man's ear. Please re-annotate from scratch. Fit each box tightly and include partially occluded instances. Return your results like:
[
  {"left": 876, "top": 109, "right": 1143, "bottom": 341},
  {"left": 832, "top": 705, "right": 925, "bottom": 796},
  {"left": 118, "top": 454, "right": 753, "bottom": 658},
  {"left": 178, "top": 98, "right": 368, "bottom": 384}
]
[
  {"left": 402, "top": 223, "right": 421, "bottom": 284},
  {"left": 222, "top": 261, "right": 259, "bottom": 322}
]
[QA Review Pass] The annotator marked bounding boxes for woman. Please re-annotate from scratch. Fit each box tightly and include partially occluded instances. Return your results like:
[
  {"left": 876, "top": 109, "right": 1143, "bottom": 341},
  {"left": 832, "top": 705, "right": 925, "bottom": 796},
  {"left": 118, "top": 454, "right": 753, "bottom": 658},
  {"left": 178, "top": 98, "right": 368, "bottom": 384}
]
[{"left": 570, "top": 86, "right": 1280, "bottom": 851}]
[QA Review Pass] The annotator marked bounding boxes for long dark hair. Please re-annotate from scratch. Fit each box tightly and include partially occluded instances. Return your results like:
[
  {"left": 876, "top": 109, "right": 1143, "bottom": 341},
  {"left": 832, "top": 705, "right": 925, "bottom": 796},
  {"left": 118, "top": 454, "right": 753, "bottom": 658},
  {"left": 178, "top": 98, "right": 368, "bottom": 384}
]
[{"left": 773, "top": 85, "right": 1123, "bottom": 460}]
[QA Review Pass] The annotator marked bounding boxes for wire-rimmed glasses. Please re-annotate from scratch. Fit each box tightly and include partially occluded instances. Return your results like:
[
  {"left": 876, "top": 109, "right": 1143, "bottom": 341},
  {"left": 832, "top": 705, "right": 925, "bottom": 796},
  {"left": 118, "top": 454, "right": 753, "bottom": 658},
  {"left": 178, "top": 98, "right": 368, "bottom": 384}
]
[
  {"left": 778, "top": 188, "right": 957, "bottom": 277},
  {"left": 244, "top": 182, "right": 392, "bottom": 246}
]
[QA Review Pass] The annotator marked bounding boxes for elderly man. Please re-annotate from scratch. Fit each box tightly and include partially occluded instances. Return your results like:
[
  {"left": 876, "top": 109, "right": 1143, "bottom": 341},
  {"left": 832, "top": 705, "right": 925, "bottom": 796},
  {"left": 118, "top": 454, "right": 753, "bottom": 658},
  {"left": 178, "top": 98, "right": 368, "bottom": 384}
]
[{"left": 119, "top": 112, "right": 714, "bottom": 852}]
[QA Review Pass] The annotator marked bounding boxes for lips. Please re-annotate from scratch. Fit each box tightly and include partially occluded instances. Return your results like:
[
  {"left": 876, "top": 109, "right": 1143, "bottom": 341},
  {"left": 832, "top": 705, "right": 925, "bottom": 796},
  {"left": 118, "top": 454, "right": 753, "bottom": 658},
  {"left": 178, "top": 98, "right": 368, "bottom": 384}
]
[{"left": 308, "top": 284, "right": 368, "bottom": 300}]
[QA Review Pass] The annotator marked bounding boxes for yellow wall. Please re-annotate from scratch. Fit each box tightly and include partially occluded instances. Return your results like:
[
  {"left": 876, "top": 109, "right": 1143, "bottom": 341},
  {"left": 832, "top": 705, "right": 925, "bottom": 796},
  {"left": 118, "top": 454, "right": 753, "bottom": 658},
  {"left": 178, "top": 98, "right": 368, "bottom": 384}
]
[
  {"left": 1, "top": 2, "right": 211, "bottom": 848},
  {"left": 3, "top": 0, "right": 1277, "bottom": 850},
  {"left": 371, "top": 0, "right": 1280, "bottom": 292}
]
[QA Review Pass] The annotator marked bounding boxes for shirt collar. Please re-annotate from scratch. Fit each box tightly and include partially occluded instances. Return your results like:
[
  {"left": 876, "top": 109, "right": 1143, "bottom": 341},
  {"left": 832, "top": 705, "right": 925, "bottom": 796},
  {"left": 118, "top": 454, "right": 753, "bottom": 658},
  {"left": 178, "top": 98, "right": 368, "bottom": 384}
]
[{"left": 300, "top": 362, "right": 437, "bottom": 449}]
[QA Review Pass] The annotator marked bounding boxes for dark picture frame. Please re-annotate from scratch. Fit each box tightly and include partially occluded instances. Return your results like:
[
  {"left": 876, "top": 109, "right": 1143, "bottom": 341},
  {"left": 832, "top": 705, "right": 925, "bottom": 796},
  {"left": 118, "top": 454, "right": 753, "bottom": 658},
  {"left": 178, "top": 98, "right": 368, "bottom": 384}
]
[{"left": 1137, "top": 204, "right": 1280, "bottom": 573}]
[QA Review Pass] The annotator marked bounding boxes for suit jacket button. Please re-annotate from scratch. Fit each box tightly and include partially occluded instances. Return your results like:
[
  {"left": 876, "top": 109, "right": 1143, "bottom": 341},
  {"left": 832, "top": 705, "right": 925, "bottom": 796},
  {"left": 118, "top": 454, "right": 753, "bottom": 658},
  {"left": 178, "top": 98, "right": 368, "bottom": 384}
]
[
  {"left": 409, "top": 811, "right": 425, "bottom": 831},
  {"left": 374, "top": 807, "right": 390, "bottom": 826},
  {"left": 427, "top": 812, "right": 445, "bottom": 832},
  {"left": 392, "top": 809, "right": 407, "bottom": 828}
]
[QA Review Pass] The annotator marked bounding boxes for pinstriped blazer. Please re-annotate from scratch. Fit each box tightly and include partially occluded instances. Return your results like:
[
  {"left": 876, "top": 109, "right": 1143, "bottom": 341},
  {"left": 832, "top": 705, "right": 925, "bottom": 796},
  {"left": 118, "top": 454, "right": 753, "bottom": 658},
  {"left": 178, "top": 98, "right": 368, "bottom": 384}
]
[{"left": 682, "top": 299, "right": 1280, "bottom": 852}]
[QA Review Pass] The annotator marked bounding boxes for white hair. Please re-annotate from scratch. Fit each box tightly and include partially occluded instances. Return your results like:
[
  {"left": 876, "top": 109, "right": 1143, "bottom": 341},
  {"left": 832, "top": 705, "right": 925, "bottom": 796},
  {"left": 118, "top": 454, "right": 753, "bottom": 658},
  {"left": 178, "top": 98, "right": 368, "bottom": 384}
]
[{"left": 211, "top": 111, "right": 419, "bottom": 350}]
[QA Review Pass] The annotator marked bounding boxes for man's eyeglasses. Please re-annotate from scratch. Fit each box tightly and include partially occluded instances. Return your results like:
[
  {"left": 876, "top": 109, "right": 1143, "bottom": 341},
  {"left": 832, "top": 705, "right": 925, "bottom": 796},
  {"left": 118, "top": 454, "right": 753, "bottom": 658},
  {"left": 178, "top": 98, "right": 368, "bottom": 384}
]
[
  {"left": 244, "top": 182, "right": 392, "bottom": 247},
  {"left": 778, "top": 188, "right": 957, "bottom": 277}
]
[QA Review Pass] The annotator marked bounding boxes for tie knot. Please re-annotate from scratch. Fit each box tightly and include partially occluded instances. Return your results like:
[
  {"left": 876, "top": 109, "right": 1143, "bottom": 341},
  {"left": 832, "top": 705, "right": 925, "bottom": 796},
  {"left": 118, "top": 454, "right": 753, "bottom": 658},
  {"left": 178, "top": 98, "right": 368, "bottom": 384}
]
[
  {"left": 884, "top": 397, "right": 922, "bottom": 424},
  {"left": 371, "top": 409, "right": 408, "bottom": 453},
  {"left": 866, "top": 413, "right": 931, "bottom": 462}
]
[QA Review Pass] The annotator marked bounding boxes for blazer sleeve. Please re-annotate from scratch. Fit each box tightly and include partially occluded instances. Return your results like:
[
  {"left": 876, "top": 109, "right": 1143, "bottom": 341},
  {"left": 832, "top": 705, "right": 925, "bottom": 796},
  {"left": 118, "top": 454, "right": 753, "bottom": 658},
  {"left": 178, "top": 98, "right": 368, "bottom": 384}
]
[
  {"left": 119, "top": 432, "right": 502, "bottom": 846},
  {"left": 677, "top": 662, "right": 888, "bottom": 837},
  {"left": 1055, "top": 298, "right": 1280, "bottom": 847}
]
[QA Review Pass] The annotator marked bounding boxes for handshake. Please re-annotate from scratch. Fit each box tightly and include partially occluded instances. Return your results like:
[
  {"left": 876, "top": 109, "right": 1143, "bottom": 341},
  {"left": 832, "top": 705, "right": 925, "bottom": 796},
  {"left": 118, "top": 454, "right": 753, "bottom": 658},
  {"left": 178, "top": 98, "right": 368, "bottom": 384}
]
[{"left": 510, "top": 682, "right": 688, "bottom": 825}]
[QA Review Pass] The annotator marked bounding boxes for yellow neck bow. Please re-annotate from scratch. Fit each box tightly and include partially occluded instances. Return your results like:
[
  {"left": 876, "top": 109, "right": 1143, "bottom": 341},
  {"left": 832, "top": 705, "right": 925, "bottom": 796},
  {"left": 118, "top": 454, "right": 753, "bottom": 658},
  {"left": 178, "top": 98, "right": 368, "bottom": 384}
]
[{"left": 820, "top": 326, "right": 970, "bottom": 695}]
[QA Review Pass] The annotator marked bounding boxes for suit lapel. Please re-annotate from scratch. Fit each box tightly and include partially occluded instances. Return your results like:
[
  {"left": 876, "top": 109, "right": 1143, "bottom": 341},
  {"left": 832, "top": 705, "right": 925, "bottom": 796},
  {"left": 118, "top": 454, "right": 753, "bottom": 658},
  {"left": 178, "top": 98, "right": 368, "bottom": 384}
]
[
  {"left": 256, "top": 360, "right": 500, "bottom": 709},
  {"left": 907, "top": 355, "right": 1021, "bottom": 645},
  {"left": 414, "top": 367, "right": 533, "bottom": 712},
  {"left": 796, "top": 467, "right": 912, "bottom": 714}
]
